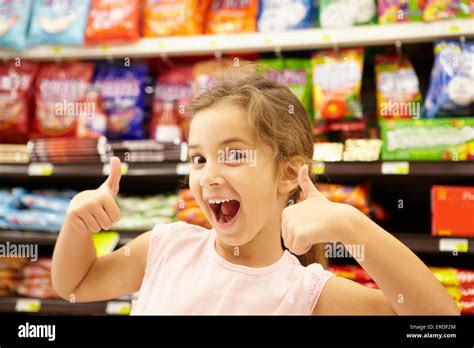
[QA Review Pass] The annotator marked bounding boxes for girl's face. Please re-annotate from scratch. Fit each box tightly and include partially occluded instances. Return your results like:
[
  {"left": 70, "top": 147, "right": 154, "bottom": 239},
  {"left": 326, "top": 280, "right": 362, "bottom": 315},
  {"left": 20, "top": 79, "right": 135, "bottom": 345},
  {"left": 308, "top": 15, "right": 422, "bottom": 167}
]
[{"left": 188, "top": 101, "right": 285, "bottom": 246}]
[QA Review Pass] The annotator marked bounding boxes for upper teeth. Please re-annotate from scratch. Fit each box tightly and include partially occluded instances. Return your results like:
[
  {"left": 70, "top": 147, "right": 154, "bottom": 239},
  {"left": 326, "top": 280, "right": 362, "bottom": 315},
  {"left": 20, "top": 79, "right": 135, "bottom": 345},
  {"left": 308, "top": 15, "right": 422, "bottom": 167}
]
[{"left": 208, "top": 199, "right": 232, "bottom": 204}]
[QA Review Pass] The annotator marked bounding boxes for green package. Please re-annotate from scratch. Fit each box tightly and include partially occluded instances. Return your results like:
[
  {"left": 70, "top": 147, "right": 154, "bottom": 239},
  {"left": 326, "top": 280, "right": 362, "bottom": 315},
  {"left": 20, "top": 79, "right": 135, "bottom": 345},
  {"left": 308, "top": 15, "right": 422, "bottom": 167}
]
[
  {"left": 378, "top": 0, "right": 423, "bottom": 24},
  {"left": 381, "top": 118, "right": 474, "bottom": 161}
]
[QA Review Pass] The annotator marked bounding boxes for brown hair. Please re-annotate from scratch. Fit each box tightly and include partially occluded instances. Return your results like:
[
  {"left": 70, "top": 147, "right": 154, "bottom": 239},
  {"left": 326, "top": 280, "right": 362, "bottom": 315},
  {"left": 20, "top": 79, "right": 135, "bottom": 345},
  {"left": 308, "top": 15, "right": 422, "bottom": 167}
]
[{"left": 188, "top": 63, "right": 327, "bottom": 268}]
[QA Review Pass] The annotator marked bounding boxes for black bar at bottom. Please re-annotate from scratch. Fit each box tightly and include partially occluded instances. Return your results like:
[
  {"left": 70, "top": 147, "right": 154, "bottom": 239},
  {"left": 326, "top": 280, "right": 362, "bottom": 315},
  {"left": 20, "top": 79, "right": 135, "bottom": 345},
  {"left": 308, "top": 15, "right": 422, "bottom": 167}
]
[{"left": 0, "top": 315, "right": 472, "bottom": 345}]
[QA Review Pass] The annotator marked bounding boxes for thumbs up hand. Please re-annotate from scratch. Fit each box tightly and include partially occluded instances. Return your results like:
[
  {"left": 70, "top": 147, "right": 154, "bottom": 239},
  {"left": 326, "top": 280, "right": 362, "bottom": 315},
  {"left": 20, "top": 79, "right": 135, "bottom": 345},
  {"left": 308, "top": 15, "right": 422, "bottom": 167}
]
[
  {"left": 67, "top": 157, "right": 122, "bottom": 233},
  {"left": 281, "top": 165, "right": 352, "bottom": 255}
]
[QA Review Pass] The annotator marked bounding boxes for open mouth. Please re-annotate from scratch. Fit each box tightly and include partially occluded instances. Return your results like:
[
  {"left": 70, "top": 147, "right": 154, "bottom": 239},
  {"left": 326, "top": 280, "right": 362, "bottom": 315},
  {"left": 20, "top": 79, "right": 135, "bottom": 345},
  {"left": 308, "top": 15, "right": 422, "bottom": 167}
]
[{"left": 208, "top": 199, "right": 240, "bottom": 225}]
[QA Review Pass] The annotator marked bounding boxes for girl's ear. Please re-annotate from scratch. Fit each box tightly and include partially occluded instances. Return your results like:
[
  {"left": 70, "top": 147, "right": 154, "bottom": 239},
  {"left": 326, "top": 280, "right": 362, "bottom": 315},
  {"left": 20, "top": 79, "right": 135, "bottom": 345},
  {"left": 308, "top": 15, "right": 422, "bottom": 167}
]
[{"left": 277, "top": 156, "right": 306, "bottom": 194}]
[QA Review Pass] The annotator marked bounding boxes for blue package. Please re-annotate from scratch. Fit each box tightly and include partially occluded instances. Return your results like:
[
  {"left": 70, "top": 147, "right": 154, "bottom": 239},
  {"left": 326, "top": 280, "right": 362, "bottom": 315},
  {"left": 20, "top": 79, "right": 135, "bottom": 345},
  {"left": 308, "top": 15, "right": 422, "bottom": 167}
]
[
  {"left": 20, "top": 194, "right": 70, "bottom": 213},
  {"left": 258, "top": 0, "right": 315, "bottom": 32},
  {"left": 28, "top": 0, "right": 91, "bottom": 47},
  {"left": 94, "top": 64, "right": 148, "bottom": 140},
  {"left": 424, "top": 41, "right": 474, "bottom": 118},
  {"left": 0, "top": 0, "right": 32, "bottom": 50},
  {"left": 6, "top": 209, "right": 65, "bottom": 233}
]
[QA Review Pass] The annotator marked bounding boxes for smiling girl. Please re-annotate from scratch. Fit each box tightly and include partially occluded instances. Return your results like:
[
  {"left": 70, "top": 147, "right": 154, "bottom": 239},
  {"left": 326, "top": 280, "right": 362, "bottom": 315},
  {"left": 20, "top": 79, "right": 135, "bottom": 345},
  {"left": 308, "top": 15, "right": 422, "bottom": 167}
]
[{"left": 51, "top": 66, "right": 459, "bottom": 315}]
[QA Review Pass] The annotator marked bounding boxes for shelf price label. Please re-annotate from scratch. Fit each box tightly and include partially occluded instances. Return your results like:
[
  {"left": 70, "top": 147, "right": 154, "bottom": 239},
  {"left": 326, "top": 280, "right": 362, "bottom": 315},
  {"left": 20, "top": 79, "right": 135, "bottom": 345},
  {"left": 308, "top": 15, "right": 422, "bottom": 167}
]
[
  {"left": 16, "top": 299, "right": 41, "bottom": 313},
  {"left": 312, "top": 162, "right": 325, "bottom": 175},
  {"left": 439, "top": 238, "right": 468, "bottom": 253},
  {"left": 381, "top": 161, "right": 409, "bottom": 175},
  {"left": 106, "top": 301, "right": 131, "bottom": 315},
  {"left": 176, "top": 163, "right": 191, "bottom": 175},
  {"left": 51, "top": 46, "right": 62, "bottom": 55},
  {"left": 28, "top": 163, "right": 53, "bottom": 176},
  {"left": 102, "top": 162, "right": 128, "bottom": 176}
]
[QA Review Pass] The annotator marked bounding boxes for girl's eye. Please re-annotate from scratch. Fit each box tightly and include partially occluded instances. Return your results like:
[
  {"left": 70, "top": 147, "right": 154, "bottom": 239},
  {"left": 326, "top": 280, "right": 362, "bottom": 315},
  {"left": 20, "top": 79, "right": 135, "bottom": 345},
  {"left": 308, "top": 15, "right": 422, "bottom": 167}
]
[
  {"left": 226, "top": 150, "right": 246, "bottom": 163},
  {"left": 190, "top": 154, "right": 206, "bottom": 165}
]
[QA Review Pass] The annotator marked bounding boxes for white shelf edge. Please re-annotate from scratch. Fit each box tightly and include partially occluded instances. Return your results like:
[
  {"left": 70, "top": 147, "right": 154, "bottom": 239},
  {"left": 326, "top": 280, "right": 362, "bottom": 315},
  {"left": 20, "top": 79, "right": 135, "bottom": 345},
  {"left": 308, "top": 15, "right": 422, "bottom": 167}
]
[{"left": 1, "top": 19, "right": 473, "bottom": 60}]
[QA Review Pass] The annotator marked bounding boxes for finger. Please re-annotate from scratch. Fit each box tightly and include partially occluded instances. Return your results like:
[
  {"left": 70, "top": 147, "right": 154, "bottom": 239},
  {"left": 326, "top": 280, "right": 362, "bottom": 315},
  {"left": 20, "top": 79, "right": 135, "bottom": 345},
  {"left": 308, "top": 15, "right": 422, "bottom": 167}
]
[
  {"left": 298, "top": 165, "right": 324, "bottom": 200},
  {"left": 91, "top": 207, "right": 113, "bottom": 230},
  {"left": 102, "top": 196, "right": 122, "bottom": 224},
  {"left": 82, "top": 213, "right": 102, "bottom": 233},
  {"left": 292, "top": 237, "right": 312, "bottom": 256},
  {"left": 102, "top": 157, "right": 122, "bottom": 197},
  {"left": 70, "top": 215, "right": 87, "bottom": 233}
]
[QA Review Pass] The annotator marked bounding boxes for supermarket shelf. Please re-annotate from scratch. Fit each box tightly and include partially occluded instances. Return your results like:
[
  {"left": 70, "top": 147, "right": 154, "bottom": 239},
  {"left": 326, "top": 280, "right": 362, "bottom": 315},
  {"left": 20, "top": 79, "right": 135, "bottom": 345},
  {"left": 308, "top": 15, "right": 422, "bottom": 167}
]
[
  {"left": 0, "top": 20, "right": 473, "bottom": 60},
  {"left": 0, "top": 230, "right": 472, "bottom": 255},
  {"left": 0, "top": 297, "right": 131, "bottom": 315},
  {"left": 1, "top": 161, "right": 473, "bottom": 179}
]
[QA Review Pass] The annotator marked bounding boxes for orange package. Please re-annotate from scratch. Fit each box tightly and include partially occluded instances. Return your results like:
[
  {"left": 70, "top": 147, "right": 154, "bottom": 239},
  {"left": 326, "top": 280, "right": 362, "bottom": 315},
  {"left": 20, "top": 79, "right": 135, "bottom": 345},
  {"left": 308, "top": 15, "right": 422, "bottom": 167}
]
[
  {"left": 205, "top": 0, "right": 258, "bottom": 34},
  {"left": 143, "top": 0, "right": 210, "bottom": 37},
  {"left": 85, "top": 0, "right": 140, "bottom": 44}
]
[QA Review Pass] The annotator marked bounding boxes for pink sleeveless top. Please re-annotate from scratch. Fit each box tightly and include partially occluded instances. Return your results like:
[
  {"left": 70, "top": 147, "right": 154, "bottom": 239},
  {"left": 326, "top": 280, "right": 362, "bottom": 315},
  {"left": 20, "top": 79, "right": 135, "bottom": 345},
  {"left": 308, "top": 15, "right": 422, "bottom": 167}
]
[{"left": 131, "top": 221, "right": 334, "bottom": 315}]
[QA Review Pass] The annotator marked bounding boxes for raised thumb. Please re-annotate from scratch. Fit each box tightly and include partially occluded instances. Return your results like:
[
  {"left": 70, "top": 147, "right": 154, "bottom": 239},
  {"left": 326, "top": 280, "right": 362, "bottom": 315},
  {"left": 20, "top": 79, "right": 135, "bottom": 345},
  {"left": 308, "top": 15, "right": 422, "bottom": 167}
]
[
  {"left": 103, "top": 156, "right": 122, "bottom": 196},
  {"left": 298, "top": 165, "right": 320, "bottom": 199}
]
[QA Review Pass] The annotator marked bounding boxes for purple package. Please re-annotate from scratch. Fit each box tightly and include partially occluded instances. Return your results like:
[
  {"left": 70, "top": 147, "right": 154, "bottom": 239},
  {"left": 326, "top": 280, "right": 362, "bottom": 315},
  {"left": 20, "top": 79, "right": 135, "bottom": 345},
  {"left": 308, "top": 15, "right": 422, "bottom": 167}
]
[
  {"left": 378, "top": 0, "right": 423, "bottom": 24},
  {"left": 94, "top": 64, "right": 148, "bottom": 140}
]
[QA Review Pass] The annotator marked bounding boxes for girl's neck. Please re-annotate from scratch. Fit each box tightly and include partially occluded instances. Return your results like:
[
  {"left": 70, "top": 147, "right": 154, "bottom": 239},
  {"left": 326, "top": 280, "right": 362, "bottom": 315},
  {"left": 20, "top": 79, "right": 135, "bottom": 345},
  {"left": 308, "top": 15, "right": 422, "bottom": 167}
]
[{"left": 214, "top": 226, "right": 284, "bottom": 268}]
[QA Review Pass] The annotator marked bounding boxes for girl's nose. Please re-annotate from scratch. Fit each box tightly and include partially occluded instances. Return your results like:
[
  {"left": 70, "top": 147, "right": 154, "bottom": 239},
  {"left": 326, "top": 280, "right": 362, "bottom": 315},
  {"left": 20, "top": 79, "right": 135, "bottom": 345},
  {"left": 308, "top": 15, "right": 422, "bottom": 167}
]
[{"left": 199, "top": 160, "right": 224, "bottom": 187}]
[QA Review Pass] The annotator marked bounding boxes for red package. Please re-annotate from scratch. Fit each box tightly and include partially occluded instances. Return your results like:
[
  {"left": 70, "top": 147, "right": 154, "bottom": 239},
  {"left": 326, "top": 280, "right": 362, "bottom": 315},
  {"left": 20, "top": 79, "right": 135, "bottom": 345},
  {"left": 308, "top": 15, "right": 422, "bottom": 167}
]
[
  {"left": 205, "top": 0, "right": 258, "bottom": 34},
  {"left": 33, "top": 63, "right": 94, "bottom": 138},
  {"left": 431, "top": 186, "right": 474, "bottom": 237},
  {"left": 85, "top": 0, "right": 140, "bottom": 44},
  {"left": 328, "top": 265, "right": 373, "bottom": 283},
  {"left": 0, "top": 61, "right": 38, "bottom": 144},
  {"left": 151, "top": 65, "right": 194, "bottom": 142}
]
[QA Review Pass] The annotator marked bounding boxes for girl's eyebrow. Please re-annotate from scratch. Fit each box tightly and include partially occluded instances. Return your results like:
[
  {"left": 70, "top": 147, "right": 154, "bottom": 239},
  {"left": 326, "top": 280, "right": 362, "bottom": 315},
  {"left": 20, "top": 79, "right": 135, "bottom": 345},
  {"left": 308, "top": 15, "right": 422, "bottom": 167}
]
[{"left": 188, "top": 137, "right": 249, "bottom": 150}]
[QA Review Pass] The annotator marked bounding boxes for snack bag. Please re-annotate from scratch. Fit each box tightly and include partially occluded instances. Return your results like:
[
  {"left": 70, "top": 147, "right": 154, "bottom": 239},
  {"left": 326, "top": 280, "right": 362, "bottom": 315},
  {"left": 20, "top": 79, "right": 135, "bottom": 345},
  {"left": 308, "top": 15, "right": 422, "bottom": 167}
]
[
  {"left": 311, "top": 48, "right": 364, "bottom": 122},
  {"left": 205, "top": 0, "right": 258, "bottom": 34},
  {"left": 424, "top": 41, "right": 474, "bottom": 118},
  {"left": 28, "top": 0, "right": 91, "bottom": 47},
  {"left": 258, "top": 0, "right": 315, "bottom": 32},
  {"left": 85, "top": 0, "right": 140, "bottom": 44},
  {"left": 378, "top": 0, "right": 424, "bottom": 24},
  {"left": 315, "top": 183, "right": 370, "bottom": 212},
  {"left": 143, "top": 0, "right": 209, "bottom": 37},
  {"left": 33, "top": 63, "right": 94, "bottom": 138},
  {"left": 151, "top": 65, "right": 194, "bottom": 142},
  {"left": 259, "top": 58, "right": 285, "bottom": 83},
  {"left": 283, "top": 58, "right": 313, "bottom": 119},
  {"left": 76, "top": 88, "right": 107, "bottom": 138},
  {"left": 423, "top": 0, "right": 472, "bottom": 22},
  {"left": 192, "top": 58, "right": 236, "bottom": 96},
  {"left": 0, "top": 0, "right": 32, "bottom": 50},
  {"left": 94, "top": 64, "right": 148, "bottom": 140},
  {"left": 0, "top": 61, "right": 38, "bottom": 143},
  {"left": 375, "top": 54, "right": 422, "bottom": 119},
  {"left": 319, "top": 0, "right": 377, "bottom": 28}
]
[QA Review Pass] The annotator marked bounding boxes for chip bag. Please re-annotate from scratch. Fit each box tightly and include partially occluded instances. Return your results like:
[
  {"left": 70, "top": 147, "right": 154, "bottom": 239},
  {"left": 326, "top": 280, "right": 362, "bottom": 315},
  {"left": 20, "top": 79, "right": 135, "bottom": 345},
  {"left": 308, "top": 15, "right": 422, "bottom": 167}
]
[
  {"left": 33, "top": 62, "right": 94, "bottom": 138},
  {"left": 0, "top": 0, "right": 32, "bottom": 50},
  {"left": 205, "top": 0, "right": 258, "bottom": 34},
  {"left": 319, "top": 0, "right": 377, "bottom": 28},
  {"left": 424, "top": 41, "right": 474, "bottom": 118},
  {"left": 85, "top": 0, "right": 140, "bottom": 44},
  {"left": 94, "top": 64, "right": 148, "bottom": 140},
  {"left": 0, "top": 61, "right": 38, "bottom": 143},
  {"left": 258, "top": 0, "right": 315, "bottom": 32},
  {"left": 375, "top": 54, "right": 422, "bottom": 119},
  {"left": 423, "top": 0, "right": 472, "bottom": 22},
  {"left": 378, "top": 0, "right": 424, "bottom": 24},
  {"left": 143, "top": 0, "right": 209, "bottom": 37},
  {"left": 28, "top": 0, "right": 91, "bottom": 47},
  {"left": 311, "top": 48, "right": 364, "bottom": 122}
]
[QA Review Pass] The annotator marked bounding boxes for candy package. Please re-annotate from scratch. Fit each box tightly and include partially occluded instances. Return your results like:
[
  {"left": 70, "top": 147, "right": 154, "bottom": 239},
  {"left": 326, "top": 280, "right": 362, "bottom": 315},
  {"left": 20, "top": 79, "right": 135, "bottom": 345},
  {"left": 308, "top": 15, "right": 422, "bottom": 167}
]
[
  {"left": 258, "top": 0, "right": 315, "bottom": 32},
  {"left": 375, "top": 54, "right": 422, "bottom": 119},
  {"left": 381, "top": 118, "right": 474, "bottom": 161},
  {"left": 28, "top": 0, "right": 91, "bottom": 47},
  {"left": 94, "top": 64, "right": 148, "bottom": 140},
  {"left": 20, "top": 194, "right": 70, "bottom": 213},
  {"left": 0, "top": 61, "right": 38, "bottom": 144},
  {"left": 0, "top": 0, "right": 32, "bottom": 50},
  {"left": 423, "top": 0, "right": 472, "bottom": 22},
  {"left": 177, "top": 189, "right": 211, "bottom": 228},
  {"left": 76, "top": 88, "right": 107, "bottom": 139},
  {"left": 378, "top": 0, "right": 423, "bottom": 24},
  {"left": 5, "top": 209, "right": 65, "bottom": 232},
  {"left": 319, "top": 0, "right": 377, "bottom": 28},
  {"left": 315, "top": 183, "right": 370, "bottom": 213},
  {"left": 143, "top": 0, "right": 209, "bottom": 37},
  {"left": 33, "top": 63, "right": 94, "bottom": 138},
  {"left": 311, "top": 48, "right": 364, "bottom": 122},
  {"left": 424, "top": 41, "right": 474, "bottom": 118},
  {"left": 85, "top": 0, "right": 140, "bottom": 44},
  {"left": 205, "top": 0, "right": 258, "bottom": 34},
  {"left": 151, "top": 66, "right": 194, "bottom": 142}
]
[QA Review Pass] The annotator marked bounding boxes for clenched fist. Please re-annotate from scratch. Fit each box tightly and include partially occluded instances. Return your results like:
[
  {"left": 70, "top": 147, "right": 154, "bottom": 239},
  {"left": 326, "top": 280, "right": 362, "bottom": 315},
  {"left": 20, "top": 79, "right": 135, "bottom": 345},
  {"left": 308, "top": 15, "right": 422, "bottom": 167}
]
[{"left": 66, "top": 157, "right": 122, "bottom": 233}]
